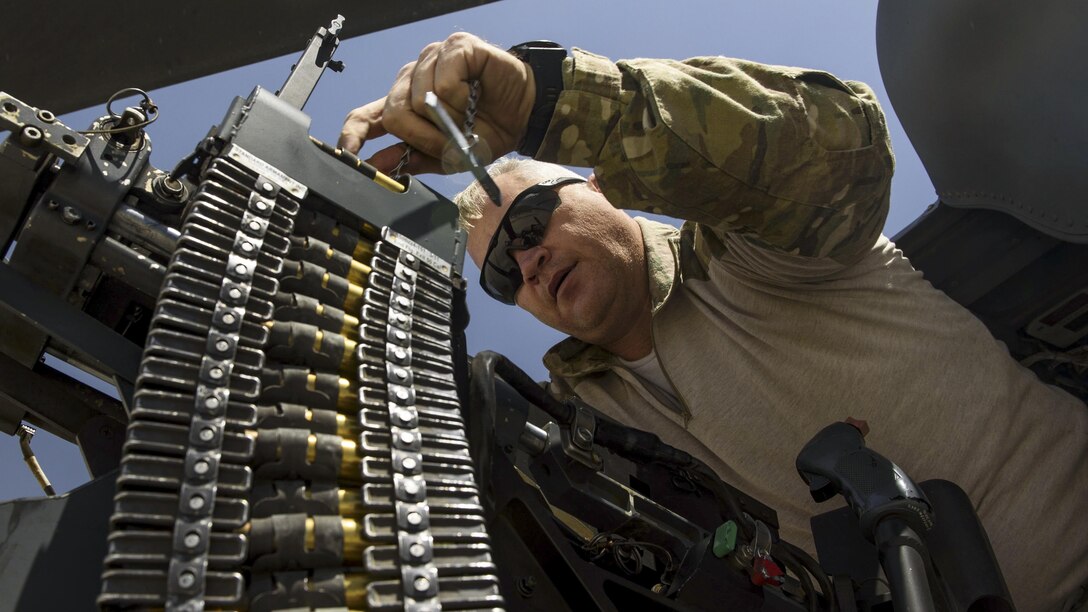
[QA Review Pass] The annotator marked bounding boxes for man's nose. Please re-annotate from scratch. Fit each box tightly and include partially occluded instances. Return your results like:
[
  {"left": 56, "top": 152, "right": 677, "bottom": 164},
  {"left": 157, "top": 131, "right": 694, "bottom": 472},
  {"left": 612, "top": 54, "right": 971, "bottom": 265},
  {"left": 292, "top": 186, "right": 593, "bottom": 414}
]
[{"left": 514, "top": 246, "right": 548, "bottom": 286}]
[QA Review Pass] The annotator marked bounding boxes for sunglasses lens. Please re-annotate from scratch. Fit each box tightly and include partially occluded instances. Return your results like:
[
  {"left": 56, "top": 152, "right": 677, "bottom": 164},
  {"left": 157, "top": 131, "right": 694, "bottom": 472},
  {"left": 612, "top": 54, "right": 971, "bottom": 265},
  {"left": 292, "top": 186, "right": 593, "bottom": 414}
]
[{"left": 479, "top": 176, "right": 587, "bottom": 304}]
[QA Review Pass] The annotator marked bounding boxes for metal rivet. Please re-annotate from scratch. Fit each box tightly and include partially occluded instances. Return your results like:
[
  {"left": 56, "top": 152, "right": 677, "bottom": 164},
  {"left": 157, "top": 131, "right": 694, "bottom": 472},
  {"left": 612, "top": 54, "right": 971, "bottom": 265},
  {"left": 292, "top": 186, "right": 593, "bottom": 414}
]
[
  {"left": 401, "top": 457, "right": 418, "bottom": 470},
  {"left": 208, "top": 367, "right": 224, "bottom": 380},
  {"left": 397, "top": 410, "right": 414, "bottom": 424},
  {"left": 228, "top": 288, "right": 242, "bottom": 299},
  {"left": 394, "top": 330, "right": 407, "bottom": 341},
  {"left": 403, "top": 480, "right": 420, "bottom": 495},
  {"left": 188, "top": 495, "right": 205, "bottom": 510},
  {"left": 396, "top": 314, "right": 407, "bottom": 324},
  {"left": 194, "top": 460, "right": 210, "bottom": 475},
  {"left": 221, "top": 313, "right": 237, "bottom": 325},
  {"left": 199, "top": 427, "right": 215, "bottom": 441},
  {"left": 394, "top": 348, "right": 407, "bottom": 360},
  {"left": 413, "top": 576, "right": 430, "bottom": 592},
  {"left": 400, "top": 432, "right": 414, "bottom": 445},
  {"left": 395, "top": 388, "right": 409, "bottom": 401},
  {"left": 409, "top": 542, "right": 425, "bottom": 558},
  {"left": 254, "top": 200, "right": 268, "bottom": 211},
  {"left": 240, "top": 241, "right": 255, "bottom": 253},
  {"left": 261, "top": 182, "right": 273, "bottom": 192},
  {"left": 184, "top": 532, "right": 201, "bottom": 548},
  {"left": 407, "top": 511, "right": 422, "bottom": 526},
  {"left": 178, "top": 571, "right": 196, "bottom": 588},
  {"left": 248, "top": 220, "right": 261, "bottom": 232},
  {"left": 234, "top": 263, "right": 247, "bottom": 275},
  {"left": 393, "top": 368, "right": 408, "bottom": 380},
  {"left": 405, "top": 254, "right": 416, "bottom": 264},
  {"left": 400, "top": 282, "right": 411, "bottom": 292},
  {"left": 397, "top": 297, "right": 411, "bottom": 309},
  {"left": 204, "top": 396, "right": 220, "bottom": 410},
  {"left": 215, "top": 339, "right": 230, "bottom": 352}
]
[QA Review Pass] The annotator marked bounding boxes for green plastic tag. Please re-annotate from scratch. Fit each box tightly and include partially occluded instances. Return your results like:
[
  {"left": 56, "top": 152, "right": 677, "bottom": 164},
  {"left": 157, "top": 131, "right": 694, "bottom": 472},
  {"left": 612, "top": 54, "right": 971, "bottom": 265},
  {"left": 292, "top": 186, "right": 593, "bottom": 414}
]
[{"left": 713, "top": 520, "right": 738, "bottom": 558}]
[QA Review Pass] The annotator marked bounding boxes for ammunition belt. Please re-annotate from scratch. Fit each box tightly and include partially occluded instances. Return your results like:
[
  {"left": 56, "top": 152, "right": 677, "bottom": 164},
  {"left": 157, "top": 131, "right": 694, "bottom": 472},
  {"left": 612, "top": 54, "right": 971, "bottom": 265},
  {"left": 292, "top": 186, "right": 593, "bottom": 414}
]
[{"left": 98, "top": 153, "right": 503, "bottom": 611}]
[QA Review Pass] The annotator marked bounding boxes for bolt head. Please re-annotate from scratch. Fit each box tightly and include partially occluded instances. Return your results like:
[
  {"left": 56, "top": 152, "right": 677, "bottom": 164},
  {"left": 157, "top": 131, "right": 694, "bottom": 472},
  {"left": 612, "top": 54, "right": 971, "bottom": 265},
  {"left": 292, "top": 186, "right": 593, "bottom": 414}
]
[{"left": 178, "top": 571, "right": 196, "bottom": 588}]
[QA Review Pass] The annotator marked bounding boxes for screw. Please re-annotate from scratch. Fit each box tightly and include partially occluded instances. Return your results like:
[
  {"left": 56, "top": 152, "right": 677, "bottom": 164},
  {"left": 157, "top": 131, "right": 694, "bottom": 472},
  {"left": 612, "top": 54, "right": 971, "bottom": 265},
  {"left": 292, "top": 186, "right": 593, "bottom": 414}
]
[
  {"left": 227, "top": 288, "right": 242, "bottom": 300},
  {"left": 208, "top": 367, "right": 224, "bottom": 380},
  {"left": 215, "top": 339, "right": 230, "bottom": 352},
  {"left": 403, "top": 480, "right": 420, "bottom": 495},
  {"left": 221, "top": 313, "right": 237, "bottom": 325},
  {"left": 576, "top": 426, "right": 593, "bottom": 444},
  {"left": 409, "top": 543, "right": 425, "bottom": 558},
  {"left": 405, "top": 254, "right": 416, "bottom": 264},
  {"left": 178, "top": 571, "right": 196, "bottom": 588},
  {"left": 406, "top": 511, "right": 422, "bottom": 526},
  {"left": 233, "top": 263, "right": 247, "bottom": 275},
  {"left": 393, "top": 367, "right": 408, "bottom": 380},
  {"left": 254, "top": 200, "right": 268, "bottom": 212},
  {"left": 199, "top": 427, "right": 215, "bottom": 441},
  {"left": 46, "top": 200, "right": 59, "bottom": 210},
  {"left": 397, "top": 410, "right": 414, "bottom": 424},
  {"left": 240, "top": 241, "right": 255, "bottom": 253},
  {"left": 261, "top": 182, "right": 273, "bottom": 193},
  {"left": 394, "top": 330, "right": 407, "bottom": 342},
  {"left": 413, "top": 576, "right": 430, "bottom": 593},
  {"left": 85, "top": 220, "right": 96, "bottom": 230},
  {"left": 516, "top": 575, "right": 537, "bottom": 597},
  {"left": 395, "top": 388, "right": 410, "bottom": 401},
  {"left": 204, "top": 396, "right": 221, "bottom": 410},
  {"left": 247, "top": 220, "right": 262, "bottom": 232},
  {"left": 397, "top": 297, "right": 411, "bottom": 309},
  {"left": 401, "top": 457, "right": 418, "bottom": 471},
  {"left": 401, "top": 282, "right": 412, "bottom": 292},
  {"left": 394, "top": 348, "right": 407, "bottom": 361},
  {"left": 184, "top": 532, "right": 201, "bottom": 548},
  {"left": 188, "top": 495, "right": 205, "bottom": 510},
  {"left": 194, "top": 460, "right": 210, "bottom": 475},
  {"left": 399, "top": 432, "right": 415, "bottom": 445},
  {"left": 19, "top": 125, "right": 43, "bottom": 146},
  {"left": 36, "top": 110, "right": 55, "bottom": 123}
]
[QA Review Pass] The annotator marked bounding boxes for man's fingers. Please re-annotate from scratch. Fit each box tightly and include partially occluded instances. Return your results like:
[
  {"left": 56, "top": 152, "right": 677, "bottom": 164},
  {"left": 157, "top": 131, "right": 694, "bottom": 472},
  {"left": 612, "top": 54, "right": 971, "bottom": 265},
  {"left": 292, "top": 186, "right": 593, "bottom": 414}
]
[
  {"left": 365, "top": 143, "right": 444, "bottom": 176},
  {"left": 338, "top": 98, "right": 388, "bottom": 153}
]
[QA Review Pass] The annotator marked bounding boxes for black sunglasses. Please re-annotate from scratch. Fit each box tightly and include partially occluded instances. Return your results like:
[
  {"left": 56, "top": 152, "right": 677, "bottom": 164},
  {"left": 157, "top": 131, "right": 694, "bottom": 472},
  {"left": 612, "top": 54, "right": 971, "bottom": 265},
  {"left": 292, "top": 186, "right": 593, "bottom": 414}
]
[{"left": 480, "top": 176, "right": 587, "bottom": 304}]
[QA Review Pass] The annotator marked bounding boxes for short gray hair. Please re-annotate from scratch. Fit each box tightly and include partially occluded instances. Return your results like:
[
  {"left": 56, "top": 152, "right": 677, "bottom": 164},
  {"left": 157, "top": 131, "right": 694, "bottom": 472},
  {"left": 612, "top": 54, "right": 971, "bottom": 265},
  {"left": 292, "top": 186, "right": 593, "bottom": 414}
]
[{"left": 452, "top": 157, "right": 583, "bottom": 230}]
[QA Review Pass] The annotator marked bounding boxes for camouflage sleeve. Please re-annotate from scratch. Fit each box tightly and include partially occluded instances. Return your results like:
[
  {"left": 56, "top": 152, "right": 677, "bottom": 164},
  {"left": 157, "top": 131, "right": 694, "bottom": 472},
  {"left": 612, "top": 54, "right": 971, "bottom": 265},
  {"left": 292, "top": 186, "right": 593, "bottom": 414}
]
[{"left": 532, "top": 48, "right": 895, "bottom": 264}]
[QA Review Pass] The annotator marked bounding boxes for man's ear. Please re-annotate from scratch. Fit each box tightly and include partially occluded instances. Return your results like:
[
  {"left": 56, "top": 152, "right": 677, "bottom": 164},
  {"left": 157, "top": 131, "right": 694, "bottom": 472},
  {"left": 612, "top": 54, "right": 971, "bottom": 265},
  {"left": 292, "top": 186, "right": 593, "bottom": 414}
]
[{"left": 587, "top": 173, "right": 603, "bottom": 193}]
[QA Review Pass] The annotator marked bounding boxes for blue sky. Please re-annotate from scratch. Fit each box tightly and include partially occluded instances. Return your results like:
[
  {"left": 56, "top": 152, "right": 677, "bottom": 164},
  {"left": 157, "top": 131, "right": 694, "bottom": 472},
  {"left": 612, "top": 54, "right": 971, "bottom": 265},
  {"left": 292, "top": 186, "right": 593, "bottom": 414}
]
[{"left": 1, "top": 0, "right": 936, "bottom": 501}]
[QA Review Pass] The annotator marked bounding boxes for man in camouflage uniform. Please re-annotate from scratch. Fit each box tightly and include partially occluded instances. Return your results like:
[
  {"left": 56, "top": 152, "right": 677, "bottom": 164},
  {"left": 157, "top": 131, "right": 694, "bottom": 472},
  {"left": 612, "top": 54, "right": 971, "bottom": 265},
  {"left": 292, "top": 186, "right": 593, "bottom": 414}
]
[{"left": 340, "top": 32, "right": 1087, "bottom": 610}]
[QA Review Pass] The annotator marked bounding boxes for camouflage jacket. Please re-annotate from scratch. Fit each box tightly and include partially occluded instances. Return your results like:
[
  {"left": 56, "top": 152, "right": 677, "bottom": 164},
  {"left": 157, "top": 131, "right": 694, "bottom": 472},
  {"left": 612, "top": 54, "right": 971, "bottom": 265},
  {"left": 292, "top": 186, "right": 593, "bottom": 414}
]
[{"left": 531, "top": 49, "right": 1088, "bottom": 609}]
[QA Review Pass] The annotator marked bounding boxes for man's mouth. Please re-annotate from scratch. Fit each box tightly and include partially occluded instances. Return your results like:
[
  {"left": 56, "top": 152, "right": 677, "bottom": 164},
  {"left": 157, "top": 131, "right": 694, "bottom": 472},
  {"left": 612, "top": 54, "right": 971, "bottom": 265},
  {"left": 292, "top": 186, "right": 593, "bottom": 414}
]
[{"left": 549, "top": 264, "right": 575, "bottom": 301}]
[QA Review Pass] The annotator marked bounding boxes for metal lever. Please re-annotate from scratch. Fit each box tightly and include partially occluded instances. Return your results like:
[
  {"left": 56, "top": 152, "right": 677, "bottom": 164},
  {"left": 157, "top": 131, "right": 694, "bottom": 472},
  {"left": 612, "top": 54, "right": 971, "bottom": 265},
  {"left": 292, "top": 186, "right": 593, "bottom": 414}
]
[
  {"left": 422, "top": 91, "right": 503, "bottom": 205},
  {"left": 277, "top": 15, "right": 346, "bottom": 109}
]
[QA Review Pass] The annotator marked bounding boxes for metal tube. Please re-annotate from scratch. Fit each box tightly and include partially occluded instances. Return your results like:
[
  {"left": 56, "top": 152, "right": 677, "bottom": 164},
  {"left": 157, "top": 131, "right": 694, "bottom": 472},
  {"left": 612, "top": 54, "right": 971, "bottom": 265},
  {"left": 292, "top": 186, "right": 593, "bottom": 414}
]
[
  {"left": 89, "top": 235, "right": 166, "bottom": 297},
  {"left": 108, "top": 204, "right": 179, "bottom": 258},
  {"left": 874, "top": 517, "right": 937, "bottom": 612},
  {"left": 519, "top": 422, "right": 548, "bottom": 457}
]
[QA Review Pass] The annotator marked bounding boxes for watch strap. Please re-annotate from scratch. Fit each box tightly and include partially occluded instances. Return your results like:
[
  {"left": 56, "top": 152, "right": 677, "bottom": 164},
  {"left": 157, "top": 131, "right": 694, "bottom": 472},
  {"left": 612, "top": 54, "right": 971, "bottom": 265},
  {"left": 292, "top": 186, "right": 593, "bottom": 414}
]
[{"left": 508, "top": 41, "right": 567, "bottom": 156}]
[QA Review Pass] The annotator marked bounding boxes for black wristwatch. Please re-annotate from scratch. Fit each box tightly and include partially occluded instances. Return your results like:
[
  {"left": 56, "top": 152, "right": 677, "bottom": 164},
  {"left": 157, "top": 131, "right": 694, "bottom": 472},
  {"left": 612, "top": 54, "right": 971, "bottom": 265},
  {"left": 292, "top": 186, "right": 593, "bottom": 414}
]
[{"left": 508, "top": 41, "right": 567, "bottom": 156}]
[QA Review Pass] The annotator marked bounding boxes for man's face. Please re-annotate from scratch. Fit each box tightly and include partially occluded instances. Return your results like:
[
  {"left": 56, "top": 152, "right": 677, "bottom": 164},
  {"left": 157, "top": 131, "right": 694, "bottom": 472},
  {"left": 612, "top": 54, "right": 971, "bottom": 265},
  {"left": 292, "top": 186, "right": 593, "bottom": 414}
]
[{"left": 467, "top": 173, "right": 648, "bottom": 348}]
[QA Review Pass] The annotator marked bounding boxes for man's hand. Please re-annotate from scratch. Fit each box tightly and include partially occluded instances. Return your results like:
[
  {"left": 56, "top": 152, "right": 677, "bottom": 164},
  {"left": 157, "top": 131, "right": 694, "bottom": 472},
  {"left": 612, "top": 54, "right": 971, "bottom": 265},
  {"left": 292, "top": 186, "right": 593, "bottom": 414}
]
[{"left": 338, "top": 32, "right": 536, "bottom": 176}]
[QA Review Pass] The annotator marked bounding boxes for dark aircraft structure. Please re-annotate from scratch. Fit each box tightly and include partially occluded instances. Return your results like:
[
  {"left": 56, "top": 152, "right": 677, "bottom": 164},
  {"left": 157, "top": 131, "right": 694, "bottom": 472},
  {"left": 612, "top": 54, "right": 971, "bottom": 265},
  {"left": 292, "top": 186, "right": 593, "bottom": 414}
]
[{"left": 0, "top": 0, "right": 1082, "bottom": 609}]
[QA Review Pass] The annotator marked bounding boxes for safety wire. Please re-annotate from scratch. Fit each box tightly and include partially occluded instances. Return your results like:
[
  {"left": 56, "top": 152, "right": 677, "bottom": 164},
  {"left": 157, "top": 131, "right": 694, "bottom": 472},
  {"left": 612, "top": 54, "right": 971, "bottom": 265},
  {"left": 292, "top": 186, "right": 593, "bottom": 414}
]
[
  {"left": 78, "top": 87, "right": 159, "bottom": 136},
  {"left": 393, "top": 79, "right": 481, "bottom": 178},
  {"left": 582, "top": 532, "right": 677, "bottom": 589}
]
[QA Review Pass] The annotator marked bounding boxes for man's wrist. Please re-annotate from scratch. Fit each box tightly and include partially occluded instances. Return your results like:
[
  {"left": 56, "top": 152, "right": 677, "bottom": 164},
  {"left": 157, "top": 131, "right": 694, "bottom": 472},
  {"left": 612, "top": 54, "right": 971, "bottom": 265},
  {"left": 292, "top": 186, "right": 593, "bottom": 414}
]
[{"left": 508, "top": 41, "right": 567, "bottom": 157}]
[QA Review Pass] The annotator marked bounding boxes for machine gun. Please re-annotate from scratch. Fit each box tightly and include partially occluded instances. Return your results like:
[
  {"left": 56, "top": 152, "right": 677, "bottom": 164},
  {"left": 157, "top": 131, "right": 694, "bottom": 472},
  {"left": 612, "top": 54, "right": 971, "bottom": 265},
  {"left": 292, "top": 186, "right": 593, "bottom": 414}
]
[{"left": 3, "top": 5, "right": 1079, "bottom": 609}]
